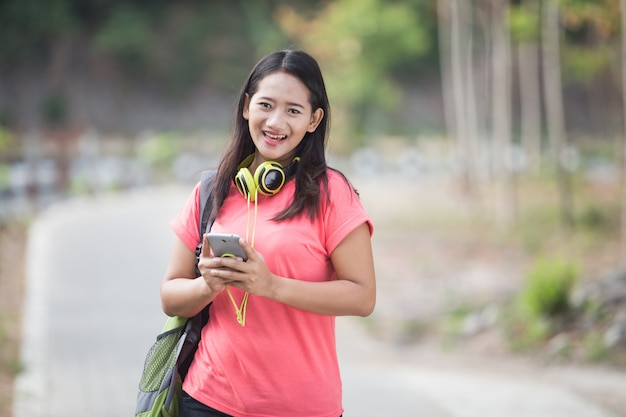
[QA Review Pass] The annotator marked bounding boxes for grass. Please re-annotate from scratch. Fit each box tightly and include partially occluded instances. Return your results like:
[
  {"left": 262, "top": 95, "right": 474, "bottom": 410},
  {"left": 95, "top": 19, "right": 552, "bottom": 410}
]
[
  {"left": 522, "top": 257, "right": 578, "bottom": 319},
  {"left": 365, "top": 171, "right": 626, "bottom": 367},
  {"left": 0, "top": 222, "right": 27, "bottom": 417}
]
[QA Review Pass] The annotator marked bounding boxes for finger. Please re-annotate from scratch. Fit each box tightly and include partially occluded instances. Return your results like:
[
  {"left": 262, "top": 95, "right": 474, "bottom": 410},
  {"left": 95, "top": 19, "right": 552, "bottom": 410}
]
[
  {"left": 213, "top": 257, "right": 246, "bottom": 275},
  {"left": 239, "top": 238, "right": 255, "bottom": 261},
  {"left": 211, "top": 262, "right": 247, "bottom": 281},
  {"left": 200, "top": 233, "right": 210, "bottom": 257}
]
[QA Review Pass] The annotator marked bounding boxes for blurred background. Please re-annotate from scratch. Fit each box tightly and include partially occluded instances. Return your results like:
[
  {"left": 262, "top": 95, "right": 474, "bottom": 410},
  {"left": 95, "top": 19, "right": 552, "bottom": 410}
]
[{"left": 2, "top": 0, "right": 626, "bottom": 415}]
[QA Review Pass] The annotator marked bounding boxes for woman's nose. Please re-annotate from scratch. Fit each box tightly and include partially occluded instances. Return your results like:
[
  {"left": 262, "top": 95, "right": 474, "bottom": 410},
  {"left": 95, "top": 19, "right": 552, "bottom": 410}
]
[{"left": 266, "top": 110, "right": 286, "bottom": 129}]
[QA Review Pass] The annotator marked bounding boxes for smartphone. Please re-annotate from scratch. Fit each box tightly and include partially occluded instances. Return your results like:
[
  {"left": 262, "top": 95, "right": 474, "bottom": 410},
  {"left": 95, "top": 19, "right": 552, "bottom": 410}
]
[{"left": 206, "top": 233, "right": 248, "bottom": 261}]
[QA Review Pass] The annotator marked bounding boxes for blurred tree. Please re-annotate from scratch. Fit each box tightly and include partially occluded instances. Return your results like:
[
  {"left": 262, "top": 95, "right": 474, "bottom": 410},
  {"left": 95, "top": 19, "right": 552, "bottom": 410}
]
[
  {"left": 559, "top": 0, "right": 621, "bottom": 139},
  {"left": 437, "top": 0, "right": 482, "bottom": 196},
  {"left": 274, "top": 0, "right": 431, "bottom": 151},
  {"left": 620, "top": 0, "right": 626, "bottom": 260},
  {"left": 0, "top": 0, "right": 324, "bottom": 114},
  {"left": 560, "top": 0, "right": 620, "bottom": 82},
  {"left": 437, "top": 0, "right": 519, "bottom": 226},
  {"left": 435, "top": 0, "right": 622, "bottom": 230},
  {"left": 510, "top": 0, "right": 543, "bottom": 175},
  {"left": 543, "top": 0, "right": 574, "bottom": 228},
  {"left": 93, "top": 4, "right": 153, "bottom": 78},
  {"left": 0, "top": 0, "right": 78, "bottom": 64},
  {"left": 491, "top": 0, "right": 516, "bottom": 226},
  {"left": 0, "top": 0, "right": 623, "bottom": 156}
]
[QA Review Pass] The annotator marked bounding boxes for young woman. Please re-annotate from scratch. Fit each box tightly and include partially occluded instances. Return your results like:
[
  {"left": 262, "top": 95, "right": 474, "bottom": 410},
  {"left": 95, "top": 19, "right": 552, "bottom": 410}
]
[{"left": 161, "top": 49, "right": 376, "bottom": 417}]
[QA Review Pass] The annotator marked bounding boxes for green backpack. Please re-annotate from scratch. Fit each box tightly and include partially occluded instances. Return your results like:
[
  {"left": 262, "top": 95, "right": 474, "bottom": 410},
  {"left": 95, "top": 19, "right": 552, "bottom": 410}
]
[{"left": 135, "top": 170, "right": 216, "bottom": 417}]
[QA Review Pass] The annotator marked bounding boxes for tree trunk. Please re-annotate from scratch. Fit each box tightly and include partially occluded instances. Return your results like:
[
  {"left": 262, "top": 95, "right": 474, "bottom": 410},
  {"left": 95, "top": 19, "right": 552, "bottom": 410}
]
[
  {"left": 464, "top": 5, "right": 482, "bottom": 193},
  {"left": 619, "top": 0, "right": 626, "bottom": 261},
  {"left": 437, "top": 0, "right": 456, "bottom": 146},
  {"left": 491, "top": 0, "right": 516, "bottom": 226},
  {"left": 542, "top": 0, "right": 574, "bottom": 228},
  {"left": 450, "top": 0, "right": 472, "bottom": 193},
  {"left": 518, "top": 38, "right": 542, "bottom": 175}
]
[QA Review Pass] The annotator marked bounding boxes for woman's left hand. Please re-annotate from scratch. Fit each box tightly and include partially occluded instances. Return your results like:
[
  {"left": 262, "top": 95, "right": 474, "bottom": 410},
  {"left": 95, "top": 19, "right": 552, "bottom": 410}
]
[{"left": 208, "top": 238, "right": 275, "bottom": 298}]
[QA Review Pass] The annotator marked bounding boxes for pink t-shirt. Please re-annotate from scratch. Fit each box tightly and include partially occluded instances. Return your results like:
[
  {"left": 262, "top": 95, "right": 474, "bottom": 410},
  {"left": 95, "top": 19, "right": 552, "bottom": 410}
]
[{"left": 170, "top": 170, "right": 373, "bottom": 417}]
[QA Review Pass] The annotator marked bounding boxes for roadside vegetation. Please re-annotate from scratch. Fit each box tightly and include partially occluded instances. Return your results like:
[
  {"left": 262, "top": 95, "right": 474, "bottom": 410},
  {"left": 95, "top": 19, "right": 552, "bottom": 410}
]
[
  {"left": 0, "top": 222, "right": 27, "bottom": 417},
  {"left": 425, "top": 174, "right": 626, "bottom": 368}
]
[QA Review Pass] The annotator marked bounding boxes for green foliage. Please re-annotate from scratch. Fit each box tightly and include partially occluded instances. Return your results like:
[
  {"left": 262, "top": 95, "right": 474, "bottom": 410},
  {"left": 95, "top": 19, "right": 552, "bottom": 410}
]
[
  {"left": 583, "top": 332, "right": 610, "bottom": 363},
  {"left": 562, "top": 45, "right": 614, "bottom": 84},
  {"left": 158, "top": 8, "right": 215, "bottom": 94},
  {"left": 500, "top": 256, "right": 577, "bottom": 354},
  {"left": 560, "top": 0, "right": 621, "bottom": 42},
  {"left": 41, "top": 92, "right": 67, "bottom": 126},
  {"left": 0, "top": 165, "right": 10, "bottom": 190},
  {"left": 509, "top": 3, "right": 541, "bottom": 42},
  {"left": 94, "top": 5, "right": 153, "bottom": 76},
  {"left": 1, "top": 0, "right": 294, "bottom": 94},
  {"left": 1, "top": 0, "right": 620, "bottom": 154},
  {"left": 325, "top": 0, "right": 429, "bottom": 103},
  {"left": 500, "top": 300, "right": 552, "bottom": 352},
  {"left": 514, "top": 201, "right": 561, "bottom": 254},
  {"left": 396, "top": 317, "right": 428, "bottom": 344},
  {"left": 0, "top": 0, "right": 77, "bottom": 62},
  {"left": 0, "top": 314, "right": 23, "bottom": 376},
  {"left": 578, "top": 202, "right": 619, "bottom": 234},
  {"left": 559, "top": 0, "right": 621, "bottom": 91},
  {"left": 69, "top": 174, "right": 93, "bottom": 196},
  {"left": 0, "top": 127, "right": 12, "bottom": 151},
  {"left": 241, "top": 2, "right": 293, "bottom": 60},
  {"left": 522, "top": 257, "right": 578, "bottom": 319},
  {"left": 276, "top": 0, "right": 432, "bottom": 146},
  {"left": 137, "top": 132, "right": 181, "bottom": 176}
]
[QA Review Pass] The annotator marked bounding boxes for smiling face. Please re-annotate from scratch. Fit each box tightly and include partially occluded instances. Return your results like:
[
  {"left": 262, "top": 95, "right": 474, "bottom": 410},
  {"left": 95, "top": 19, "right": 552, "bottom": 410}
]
[{"left": 243, "top": 71, "right": 324, "bottom": 170}]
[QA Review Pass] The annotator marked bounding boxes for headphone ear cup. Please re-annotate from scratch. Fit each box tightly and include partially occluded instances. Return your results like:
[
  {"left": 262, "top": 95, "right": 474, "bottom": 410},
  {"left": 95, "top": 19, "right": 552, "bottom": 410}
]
[
  {"left": 235, "top": 168, "right": 256, "bottom": 201},
  {"left": 255, "top": 161, "right": 285, "bottom": 196}
]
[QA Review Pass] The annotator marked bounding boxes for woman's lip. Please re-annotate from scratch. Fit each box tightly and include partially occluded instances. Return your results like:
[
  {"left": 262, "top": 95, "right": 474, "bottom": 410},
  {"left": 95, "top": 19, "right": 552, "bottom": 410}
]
[
  {"left": 263, "top": 135, "right": 282, "bottom": 146},
  {"left": 262, "top": 133, "right": 287, "bottom": 146}
]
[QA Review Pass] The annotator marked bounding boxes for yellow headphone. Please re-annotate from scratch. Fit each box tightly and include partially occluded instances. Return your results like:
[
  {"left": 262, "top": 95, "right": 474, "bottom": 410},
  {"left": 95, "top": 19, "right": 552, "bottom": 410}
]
[{"left": 234, "top": 154, "right": 300, "bottom": 201}]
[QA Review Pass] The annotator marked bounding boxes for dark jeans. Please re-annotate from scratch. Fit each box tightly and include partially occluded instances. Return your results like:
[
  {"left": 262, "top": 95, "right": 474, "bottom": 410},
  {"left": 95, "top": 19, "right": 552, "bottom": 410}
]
[
  {"left": 181, "top": 392, "right": 232, "bottom": 417},
  {"left": 180, "top": 391, "right": 342, "bottom": 417}
]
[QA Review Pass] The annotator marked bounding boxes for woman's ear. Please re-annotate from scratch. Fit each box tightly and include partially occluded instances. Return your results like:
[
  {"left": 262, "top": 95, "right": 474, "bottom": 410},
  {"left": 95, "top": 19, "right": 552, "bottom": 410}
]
[
  {"left": 307, "top": 108, "right": 324, "bottom": 133},
  {"left": 242, "top": 93, "right": 250, "bottom": 120}
]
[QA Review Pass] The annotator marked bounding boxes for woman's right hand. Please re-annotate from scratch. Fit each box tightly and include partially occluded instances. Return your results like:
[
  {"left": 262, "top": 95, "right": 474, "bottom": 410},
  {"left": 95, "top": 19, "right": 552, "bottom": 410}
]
[
  {"left": 197, "top": 234, "right": 230, "bottom": 293},
  {"left": 161, "top": 236, "right": 225, "bottom": 317}
]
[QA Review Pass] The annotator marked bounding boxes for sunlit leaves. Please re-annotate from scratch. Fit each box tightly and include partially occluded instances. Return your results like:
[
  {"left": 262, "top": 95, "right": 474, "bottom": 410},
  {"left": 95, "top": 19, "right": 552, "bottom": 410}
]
[{"left": 276, "top": 0, "right": 430, "bottom": 143}]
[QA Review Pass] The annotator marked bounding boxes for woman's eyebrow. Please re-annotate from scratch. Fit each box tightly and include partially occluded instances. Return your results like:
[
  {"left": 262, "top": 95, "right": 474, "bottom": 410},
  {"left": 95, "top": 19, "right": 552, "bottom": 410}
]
[{"left": 257, "top": 96, "right": 306, "bottom": 109}]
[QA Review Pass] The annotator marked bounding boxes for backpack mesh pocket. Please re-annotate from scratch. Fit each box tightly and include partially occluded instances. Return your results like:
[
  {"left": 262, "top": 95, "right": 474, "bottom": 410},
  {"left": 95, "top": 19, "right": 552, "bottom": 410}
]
[{"left": 139, "top": 326, "right": 184, "bottom": 392}]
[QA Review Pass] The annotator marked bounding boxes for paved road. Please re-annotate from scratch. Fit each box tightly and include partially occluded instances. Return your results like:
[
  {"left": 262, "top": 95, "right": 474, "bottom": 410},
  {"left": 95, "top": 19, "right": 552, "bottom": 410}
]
[{"left": 12, "top": 186, "right": 624, "bottom": 417}]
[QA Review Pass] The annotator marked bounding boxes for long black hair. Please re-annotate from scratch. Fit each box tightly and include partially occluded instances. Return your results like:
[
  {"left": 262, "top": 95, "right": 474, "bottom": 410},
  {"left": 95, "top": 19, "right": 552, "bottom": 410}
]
[{"left": 210, "top": 49, "right": 332, "bottom": 223}]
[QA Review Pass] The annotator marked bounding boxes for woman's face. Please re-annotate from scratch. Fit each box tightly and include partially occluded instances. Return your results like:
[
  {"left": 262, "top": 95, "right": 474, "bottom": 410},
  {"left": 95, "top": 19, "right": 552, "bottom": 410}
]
[{"left": 243, "top": 71, "right": 323, "bottom": 169}]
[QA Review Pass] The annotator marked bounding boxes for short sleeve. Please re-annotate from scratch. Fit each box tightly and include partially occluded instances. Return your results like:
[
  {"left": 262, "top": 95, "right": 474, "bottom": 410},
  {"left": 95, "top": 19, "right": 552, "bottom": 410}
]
[
  {"left": 323, "top": 171, "right": 374, "bottom": 254},
  {"left": 170, "top": 182, "right": 202, "bottom": 252}
]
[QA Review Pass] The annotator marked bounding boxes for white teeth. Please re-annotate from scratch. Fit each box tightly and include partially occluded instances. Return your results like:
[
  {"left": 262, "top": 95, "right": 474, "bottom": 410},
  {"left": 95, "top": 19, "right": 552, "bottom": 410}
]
[{"left": 265, "top": 132, "right": 286, "bottom": 140}]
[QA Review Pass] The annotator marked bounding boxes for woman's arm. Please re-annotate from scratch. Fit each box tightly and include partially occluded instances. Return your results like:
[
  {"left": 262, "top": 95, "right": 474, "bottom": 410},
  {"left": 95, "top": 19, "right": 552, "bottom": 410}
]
[
  {"left": 211, "top": 222, "right": 376, "bottom": 317},
  {"left": 160, "top": 236, "right": 228, "bottom": 317}
]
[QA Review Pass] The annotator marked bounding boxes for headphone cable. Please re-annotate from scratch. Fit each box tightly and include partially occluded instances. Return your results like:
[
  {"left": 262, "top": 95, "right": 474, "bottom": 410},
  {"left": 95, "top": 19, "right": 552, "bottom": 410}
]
[{"left": 225, "top": 188, "right": 256, "bottom": 326}]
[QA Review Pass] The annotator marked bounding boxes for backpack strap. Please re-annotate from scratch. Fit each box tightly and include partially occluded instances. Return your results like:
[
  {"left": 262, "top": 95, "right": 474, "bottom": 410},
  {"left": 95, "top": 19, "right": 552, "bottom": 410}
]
[
  {"left": 170, "top": 170, "right": 216, "bottom": 383},
  {"left": 199, "top": 170, "right": 217, "bottom": 237},
  {"left": 194, "top": 170, "right": 217, "bottom": 272}
]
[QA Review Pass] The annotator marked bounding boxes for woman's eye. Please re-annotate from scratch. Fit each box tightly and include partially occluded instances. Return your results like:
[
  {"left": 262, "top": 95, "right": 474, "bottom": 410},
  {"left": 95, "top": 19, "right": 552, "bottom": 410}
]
[
  {"left": 288, "top": 108, "right": 302, "bottom": 115},
  {"left": 258, "top": 102, "right": 271, "bottom": 109}
]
